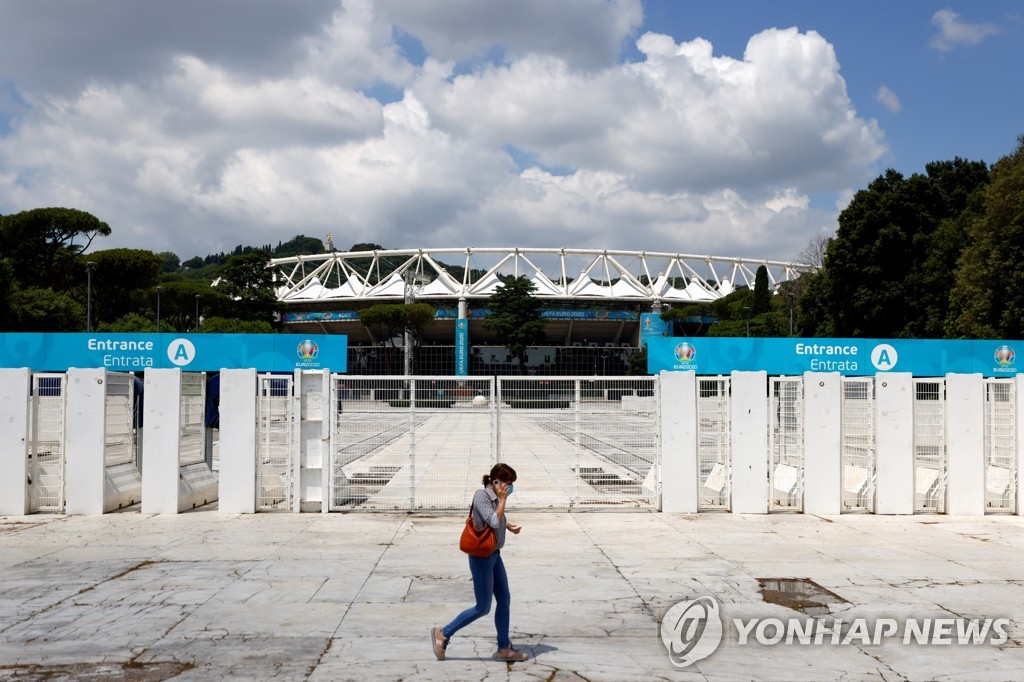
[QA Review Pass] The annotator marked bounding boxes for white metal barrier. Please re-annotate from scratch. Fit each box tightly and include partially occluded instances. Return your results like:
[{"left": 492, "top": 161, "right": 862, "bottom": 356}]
[
  {"left": 104, "top": 373, "right": 137, "bottom": 469},
  {"left": 28, "top": 374, "right": 66, "bottom": 513},
  {"left": 697, "top": 377, "right": 731, "bottom": 510},
  {"left": 984, "top": 379, "right": 1017, "bottom": 513},
  {"left": 914, "top": 379, "right": 946, "bottom": 513},
  {"left": 256, "top": 374, "right": 294, "bottom": 511},
  {"left": 179, "top": 373, "right": 206, "bottom": 466},
  {"left": 327, "top": 376, "right": 658, "bottom": 511},
  {"left": 770, "top": 377, "right": 804, "bottom": 511},
  {"left": 841, "top": 377, "right": 875, "bottom": 512}
]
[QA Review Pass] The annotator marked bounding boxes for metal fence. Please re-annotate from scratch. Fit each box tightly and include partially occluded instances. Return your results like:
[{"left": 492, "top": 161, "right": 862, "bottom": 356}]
[
  {"left": 179, "top": 373, "right": 206, "bottom": 466},
  {"left": 104, "top": 373, "right": 138, "bottom": 468},
  {"left": 984, "top": 379, "right": 1016, "bottom": 513},
  {"left": 256, "top": 374, "right": 294, "bottom": 511},
  {"left": 28, "top": 373, "right": 66, "bottom": 513},
  {"left": 913, "top": 379, "right": 946, "bottom": 513},
  {"left": 841, "top": 377, "right": 875, "bottom": 512},
  {"left": 697, "top": 377, "right": 731, "bottom": 510},
  {"left": 346, "top": 345, "right": 644, "bottom": 376},
  {"left": 327, "top": 375, "right": 658, "bottom": 511},
  {"left": 770, "top": 377, "right": 804, "bottom": 511}
]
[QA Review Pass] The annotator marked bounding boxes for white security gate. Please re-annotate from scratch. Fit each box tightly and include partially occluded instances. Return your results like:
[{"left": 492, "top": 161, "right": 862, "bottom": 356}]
[
  {"left": 984, "top": 379, "right": 1016, "bottom": 513},
  {"left": 497, "top": 377, "right": 658, "bottom": 510},
  {"left": 913, "top": 379, "right": 946, "bottom": 513},
  {"left": 328, "top": 376, "right": 658, "bottom": 511},
  {"left": 697, "top": 377, "right": 731, "bottom": 510},
  {"left": 28, "top": 374, "right": 66, "bottom": 513},
  {"left": 179, "top": 373, "right": 206, "bottom": 466},
  {"left": 104, "top": 373, "right": 138, "bottom": 468},
  {"left": 841, "top": 377, "right": 875, "bottom": 512},
  {"left": 770, "top": 377, "right": 803, "bottom": 511},
  {"left": 257, "top": 374, "right": 294, "bottom": 511}
]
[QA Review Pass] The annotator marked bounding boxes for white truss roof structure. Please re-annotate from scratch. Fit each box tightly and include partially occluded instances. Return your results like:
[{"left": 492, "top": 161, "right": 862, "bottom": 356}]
[{"left": 270, "top": 247, "right": 813, "bottom": 304}]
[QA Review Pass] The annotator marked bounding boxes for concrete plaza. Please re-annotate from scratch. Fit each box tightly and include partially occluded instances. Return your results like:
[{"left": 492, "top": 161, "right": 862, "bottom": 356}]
[{"left": 2, "top": 510, "right": 1024, "bottom": 681}]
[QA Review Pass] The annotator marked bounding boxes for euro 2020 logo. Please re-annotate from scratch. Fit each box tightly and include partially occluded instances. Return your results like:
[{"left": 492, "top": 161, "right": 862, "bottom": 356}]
[
  {"left": 297, "top": 340, "right": 319, "bottom": 361},
  {"left": 661, "top": 596, "right": 723, "bottom": 668},
  {"left": 995, "top": 345, "right": 1015, "bottom": 366},
  {"left": 674, "top": 342, "right": 696, "bottom": 364}
]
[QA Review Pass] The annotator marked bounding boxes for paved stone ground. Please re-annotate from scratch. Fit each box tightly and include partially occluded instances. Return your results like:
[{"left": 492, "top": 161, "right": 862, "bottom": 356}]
[{"left": 2, "top": 510, "right": 1024, "bottom": 681}]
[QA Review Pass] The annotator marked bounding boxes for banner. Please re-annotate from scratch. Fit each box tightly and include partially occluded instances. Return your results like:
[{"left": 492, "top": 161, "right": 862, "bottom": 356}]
[
  {"left": 647, "top": 337, "right": 1020, "bottom": 377},
  {"left": 0, "top": 333, "right": 348, "bottom": 373},
  {"left": 455, "top": 319, "right": 470, "bottom": 376},
  {"left": 639, "top": 313, "right": 670, "bottom": 346}
]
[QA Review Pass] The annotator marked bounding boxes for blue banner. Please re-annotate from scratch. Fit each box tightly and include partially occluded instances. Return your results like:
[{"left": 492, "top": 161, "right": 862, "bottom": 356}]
[
  {"left": 455, "top": 320, "right": 469, "bottom": 376},
  {"left": 0, "top": 333, "right": 348, "bottom": 373},
  {"left": 639, "top": 313, "right": 670, "bottom": 346},
  {"left": 287, "top": 309, "right": 640, "bottom": 322},
  {"left": 647, "top": 337, "right": 1020, "bottom": 377}
]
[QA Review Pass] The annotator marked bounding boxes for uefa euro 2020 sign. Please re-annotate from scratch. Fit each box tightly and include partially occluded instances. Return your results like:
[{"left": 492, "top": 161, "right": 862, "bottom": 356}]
[{"left": 0, "top": 333, "right": 347, "bottom": 373}]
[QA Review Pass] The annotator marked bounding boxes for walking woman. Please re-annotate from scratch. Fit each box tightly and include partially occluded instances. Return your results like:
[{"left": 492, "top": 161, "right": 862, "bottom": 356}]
[{"left": 432, "top": 463, "right": 527, "bottom": 662}]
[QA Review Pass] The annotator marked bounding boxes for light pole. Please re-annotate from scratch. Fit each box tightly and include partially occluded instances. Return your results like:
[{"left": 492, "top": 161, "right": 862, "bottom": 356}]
[
  {"left": 156, "top": 286, "right": 162, "bottom": 333},
  {"left": 743, "top": 305, "right": 751, "bottom": 337},
  {"left": 233, "top": 318, "right": 238, "bottom": 334},
  {"left": 194, "top": 295, "right": 201, "bottom": 333},
  {"left": 85, "top": 261, "right": 95, "bottom": 332},
  {"left": 402, "top": 271, "right": 430, "bottom": 376}
]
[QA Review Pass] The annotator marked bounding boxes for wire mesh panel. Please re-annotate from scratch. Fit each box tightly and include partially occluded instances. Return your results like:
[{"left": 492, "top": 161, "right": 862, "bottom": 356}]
[
  {"left": 770, "top": 376, "right": 804, "bottom": 511},
  {"left": 257, "top": 374, "right": 294, "bottom": 511},
  {"left": 330, "top": 377, "right": 496, "bottom": 510},
  {"left": 913, "top": 380, "right": 946, "bottom": 513},
  {"left": 28, "top": 373, "right": 66, "bottom": 513},
  {"left": 841, "top": 377, "right": 875, "bottom": 512},
  {"left": 984, "top": 379, "right": 1016, "bottom": 513},
  {"left": 104, "top": 373, "right": 137, "bottom": 468},
  {"left": 497, "top": 377, "right": 658, "bottom": 510},
  {"left": 697, "top": 377, "right": 731, "bottom": 510},
  {"left": 179, "top": 373, "right": 206, "bottom": 466}
]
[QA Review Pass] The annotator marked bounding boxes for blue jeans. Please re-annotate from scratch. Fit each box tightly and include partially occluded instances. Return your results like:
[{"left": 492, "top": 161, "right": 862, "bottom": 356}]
[{"left": 442, "top": 550, "right": 511, "bottom": 649}]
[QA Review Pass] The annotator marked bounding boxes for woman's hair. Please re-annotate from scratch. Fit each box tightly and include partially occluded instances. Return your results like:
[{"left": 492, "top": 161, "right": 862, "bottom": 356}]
[{"left": 482, "top": 462, "right": 517, "bottom": 487}]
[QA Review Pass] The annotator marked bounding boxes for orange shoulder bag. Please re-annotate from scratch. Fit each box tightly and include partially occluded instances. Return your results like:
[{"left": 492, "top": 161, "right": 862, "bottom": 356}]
[{"left": 459, "top": 503, "right": 496, "bottom": 557}]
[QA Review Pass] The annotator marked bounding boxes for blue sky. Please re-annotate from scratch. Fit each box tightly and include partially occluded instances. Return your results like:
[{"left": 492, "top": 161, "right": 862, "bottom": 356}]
[{"left": 0, "top": 1, "right": 1020, "bottom": 262}]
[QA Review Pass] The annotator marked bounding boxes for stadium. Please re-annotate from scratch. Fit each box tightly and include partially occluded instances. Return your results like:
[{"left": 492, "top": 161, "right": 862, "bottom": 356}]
[{"left": 271, "top": 247, "right": 812, "bottom": 375}]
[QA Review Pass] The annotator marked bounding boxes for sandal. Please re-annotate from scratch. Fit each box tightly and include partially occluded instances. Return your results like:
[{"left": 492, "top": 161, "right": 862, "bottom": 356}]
[
  {"left": 495, "top": 647, "right": 528, "bottom": 662},
  {"left": 431, "top": 627, "right": 448, "bottom": 661}
]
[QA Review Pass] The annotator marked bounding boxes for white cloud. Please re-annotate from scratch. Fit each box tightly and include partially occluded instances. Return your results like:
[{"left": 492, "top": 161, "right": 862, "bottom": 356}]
[
  {"left": 930, "top": 9, "right": 1000, "bottom": 51},
  {"left": 378, "top": 0, "right": 643, "bottom": 68},
  {"left": 0, "top": 5, "right": 884, "bottom": 263},
  {"left": 875, "top": 85, "right": 901, "bottom": 113}
]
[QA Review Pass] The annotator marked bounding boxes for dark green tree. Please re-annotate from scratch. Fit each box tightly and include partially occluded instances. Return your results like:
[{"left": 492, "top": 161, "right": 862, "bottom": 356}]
[
  {"left": 812, "top": 159, "right": 988, "bottom": 337},
  {"left": 217, "top": 250, "right": 277, "bottom": 324},
  {"left": 752, "top": 265, "right": 771, "bottom": 314},
  {"left": 483, "top": 277, "right": 547, "bottom": 374},
  {"left": 0, "top": 207, "right": 111, "bottom": 288},
  {"left": 8, "top": 288, "right": 85, "bottom": 332},
  {"left": 948, "top": 136, "right": 1024, "bottom": 338},
  {"left": 86, "top": 249, "right": 163, "bottom": 329}
]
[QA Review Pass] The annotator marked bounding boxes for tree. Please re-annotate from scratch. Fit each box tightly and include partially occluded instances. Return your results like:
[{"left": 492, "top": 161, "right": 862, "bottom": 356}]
[
  {"left": 0, "top": 207, "right": 111, "bottom": 288},
  {"left": 98, "top": 312, "right": 159, "bottom": 333},
  {"left": 948, "top": 135, "right": 1024, "bottom": 338},
  {"left": 217, "top": 250, "right": 278, "bottom": 324},
  {"left": 483, "top": 277, "right": 547, "bottom": 374},
  {"left": 752, "top": 265, "right": 771, "bottom": 314},
  {"left": 0, "top": 257, "right": 13, "bottom": 330},
  {"left": 625, "top": 345, "right": 649, "bottom": 376},
  {"left": 811, "top": 159, "right": 989, "bottom": 337},
  {"left": 8, "top": 288, "right": 85, "bottom": 332},
  {"left": 86, "top": 249, "right": 163, "bottom": 329}
]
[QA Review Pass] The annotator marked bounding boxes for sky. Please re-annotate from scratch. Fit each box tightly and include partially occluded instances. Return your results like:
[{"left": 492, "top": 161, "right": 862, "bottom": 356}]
[{"left": 0, "top": 0, "right": 1020, "bottom": 263}]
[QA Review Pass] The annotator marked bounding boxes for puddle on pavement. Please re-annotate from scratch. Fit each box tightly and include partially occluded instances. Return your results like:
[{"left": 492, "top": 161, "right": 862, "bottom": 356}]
[{"left": 757, "top": 578, "right": 848, "bottom": 616}]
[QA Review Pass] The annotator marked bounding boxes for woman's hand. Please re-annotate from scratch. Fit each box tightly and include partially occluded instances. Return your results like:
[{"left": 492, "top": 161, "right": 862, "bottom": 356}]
[
  {"left": 493, "top": 481, "right": 510, "bottom": 500},
  {"left": 507, "top": 523, "right": 522, "bottom": 535}
]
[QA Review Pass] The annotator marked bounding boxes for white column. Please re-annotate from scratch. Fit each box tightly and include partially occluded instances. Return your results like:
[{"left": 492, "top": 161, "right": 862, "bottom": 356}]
[
  {"left": 947, "top": 373, "right": 985, "bottom": 516},
  {"left": 875, "top": 373, "right": 914, "bottom": 514},
  {"left": 298, "top": 370, "right": 328, "bottom": 512},
  {"left": 141, "top": 369, "right": 182, "bottom": 514},
  {"left": 65, "top": 368, "right": 107, "bottom": 515},
  {"left": 219, "top": 369, "right": 257, "bottom": 513},
  {"left": 731, "top": 371, "right": 768, "bottom": 514},
  {"left": 660, "top": 371, "right": 698, "bottom": 513},
  {"left": 804, "top": 373, "right": 842, "bottom": 515},
  {"left": 0, "top": 368, "right": 31, "bottom": 515},
  {"left": 1018, "top": 375, "right": 1024, "bottom": 516}
]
